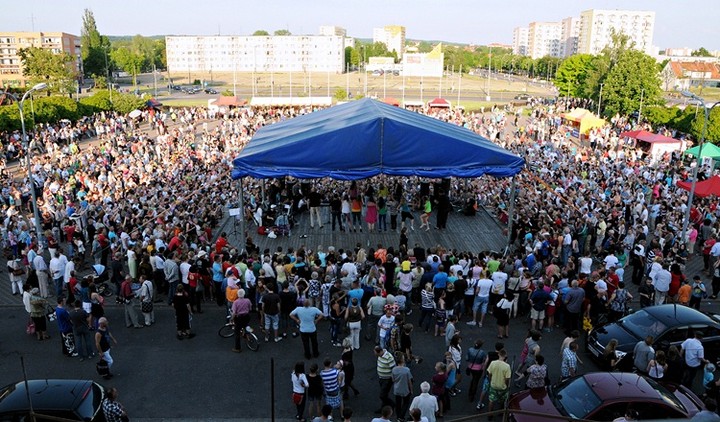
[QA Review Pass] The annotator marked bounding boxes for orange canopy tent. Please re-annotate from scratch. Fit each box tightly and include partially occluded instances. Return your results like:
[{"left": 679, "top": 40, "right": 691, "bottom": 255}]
[{"left": 382, "top": 97, "right": 400, "bottom": 106}]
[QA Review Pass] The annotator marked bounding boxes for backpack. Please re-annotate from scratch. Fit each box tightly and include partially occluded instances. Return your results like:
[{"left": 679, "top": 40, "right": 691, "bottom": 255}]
[{"left": 385, "top": 322, "right": 399, "bottom": 353}]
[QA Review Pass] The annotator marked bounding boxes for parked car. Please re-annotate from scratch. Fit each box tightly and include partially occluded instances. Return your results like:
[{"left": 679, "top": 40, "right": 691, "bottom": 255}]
[
  {"left": 0, "top": 379, "right": 106, "bottom": 421},
  {"left": 508, "top": 372, "right": 703, "bottom": 422},
  {"left": 587, "top": 304, "right": 720, "bottom": 371},
  {"left": 204, "top": 88, "right": 218, "bottom": 94},
  {"left": 514, "top": 93, "right": 531, "bottom": 100}
]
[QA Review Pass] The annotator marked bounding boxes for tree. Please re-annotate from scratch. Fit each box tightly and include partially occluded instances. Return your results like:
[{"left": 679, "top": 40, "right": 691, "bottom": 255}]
[
  {"left": 252, "top": 30, "right": 269, "bottom": 36},
  {"left": 80, "top": 8, "right": 107, "bottom": 77},
  {"left": 110, "top": 46, "right": 144, "bottom": 87},
  {"left": 691, "top": 47, "right": 713, "bottom": 57},
  {"left": 600, "top": 48, "right": 662, "bottom": 118},
  {"left": 18, "top": 47, "right": 76, "bottom": 94},
  {"left": 554, "top": 54, "right": 593, "bottom": 97},
  {"left": 690, "top": 106, "right": 720, "bottom": 143},
  {"left": 274, "top": 29, "right": 291, "bottom": 36}
]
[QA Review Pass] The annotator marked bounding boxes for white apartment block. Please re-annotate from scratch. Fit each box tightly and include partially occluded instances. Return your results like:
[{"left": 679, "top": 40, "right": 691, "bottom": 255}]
[
  {"left": 561, "top": 17, "right": 580, "bottom": 57},
  {"left": 373, "top": 25, "right": 406, "bottom": 59},
  {"left": 577, "top": 9, "right": 655, "bottom": 55},
  {"left": 165, "top": 35, "right": 346, "bottom": 74},
  {"left": 319, "top": 26, "right": 346, "bottom": 37},
  {"left": 512, "top": 27, "right": 529, "bottom": 56},
  {"left": 527, "top": 22, "right": 563, "bottom": 59}
]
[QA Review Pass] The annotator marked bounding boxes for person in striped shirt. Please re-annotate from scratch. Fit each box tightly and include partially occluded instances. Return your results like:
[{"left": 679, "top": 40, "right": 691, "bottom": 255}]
[
  {"left": 375, "top": 346, "right": 397, "bottom": 413},
  {"left": 320, "top": 358, "right": 343, "bottom": 417}
]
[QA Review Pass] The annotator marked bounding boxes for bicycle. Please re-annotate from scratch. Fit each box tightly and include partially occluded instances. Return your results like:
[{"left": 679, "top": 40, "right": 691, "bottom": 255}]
[{"left": 218, "top": 320, "right": 259, "bottom": 351}]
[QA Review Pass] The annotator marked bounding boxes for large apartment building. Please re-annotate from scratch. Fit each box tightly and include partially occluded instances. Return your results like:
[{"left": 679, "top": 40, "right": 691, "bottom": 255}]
[
  {"left": 0, "top": 31, "right": 81, "bottom": 88},
  {"left": 513, "top": 9, "right": 655, "bottom": 59},
  {"left": 527, "top": 22, "right": 563, "bottom": 59},
  {"left": 166, "top": 33, "right": 349, "bottom": 74},
  {"left": 372, "top": 25, "right": 406, "bottom": 59},
  {"left": 577, "top": 9, "right": 655, "bottom": 55},
  {"left": 512, "top": 27, "right": 529, "bottom": 56}
]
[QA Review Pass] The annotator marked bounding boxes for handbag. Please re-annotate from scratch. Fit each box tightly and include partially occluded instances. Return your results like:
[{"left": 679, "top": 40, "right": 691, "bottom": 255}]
[
  {"left": 26, "top": 318, "right": 36, "bottom": 335},
  {"left": 96, "top": 358, "right": 110, "bottom": 376},
  {"left": 13, "top": 267, "right": 26, "bottom": 276},
  {"left": 141, "top": 301, "right": 153, "bottom": 313}
]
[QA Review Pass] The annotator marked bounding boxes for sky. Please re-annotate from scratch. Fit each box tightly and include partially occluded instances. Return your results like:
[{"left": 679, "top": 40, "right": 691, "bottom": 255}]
[{"left": 1, "top": 0, "right": 718, "bottom": 50}]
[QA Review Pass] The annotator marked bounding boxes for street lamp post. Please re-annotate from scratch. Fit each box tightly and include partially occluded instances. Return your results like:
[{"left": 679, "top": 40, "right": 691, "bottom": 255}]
[
  {"left": 680, "top": 91, "right": 720, "bottom": 246},
  {"left": 597, "top": 83, "right": 604, "bottom": 116},
  {"left": 18, "top": 83, "right": 48, "bottom": 242}
]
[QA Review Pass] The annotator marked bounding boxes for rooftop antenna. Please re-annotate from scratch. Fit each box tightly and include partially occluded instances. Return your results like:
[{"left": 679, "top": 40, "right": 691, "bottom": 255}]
[{"left": 30, "top": 13, "right": 35, "bottom": 31}]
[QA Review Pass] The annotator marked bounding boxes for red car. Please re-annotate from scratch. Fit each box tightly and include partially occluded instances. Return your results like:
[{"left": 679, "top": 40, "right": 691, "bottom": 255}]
[{"left": 508, "top": 372, "right": 703, "bottom": 421}]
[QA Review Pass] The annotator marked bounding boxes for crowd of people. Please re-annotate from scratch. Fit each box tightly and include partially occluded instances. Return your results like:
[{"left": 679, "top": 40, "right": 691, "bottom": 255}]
[{"left": 4, "top": 92, "right": 720, "bottom": 421}]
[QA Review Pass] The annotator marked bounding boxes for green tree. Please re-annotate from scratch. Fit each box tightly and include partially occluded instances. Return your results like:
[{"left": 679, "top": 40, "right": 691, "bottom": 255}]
[
  {"left": 691, "top": 47, "right": 713, "bottom": 57},
  {"left": 110, "top": 46, "right": 144, "bottom": 87},
  {"left": 274, "top": 29, "right": 291, "bottom": 36},
  {"left": 690, "top": 106, "right": 720, "bottom": 142},
  {"left": 554, "top": 54, "right": 593, "bottom": 97},
  {"left": 600, "top": 48, "right": 662, "bottom": 118},
  {"left": 80, "top": 8, "right": 107, "bottom": 77},
  {"left": 153, "top": 38, "right": 167, "bottom": 69},
  {"left": 416, "top": 41, "right": 434, "bottom": 53},
  {"left": 252, "top": 30, "right": 269, "bottom": 36},
  {"left": 333, "top": 88, "right": 348, "bottom": 101},
  {"left": 349, "top": 47, "right": 360, "bottom": 67},
  {"left": 642, "top": 105, "right": 680, "bottom": 127},
  {"left": 18, "top": 46, "right": 76, "bottom": 94}
]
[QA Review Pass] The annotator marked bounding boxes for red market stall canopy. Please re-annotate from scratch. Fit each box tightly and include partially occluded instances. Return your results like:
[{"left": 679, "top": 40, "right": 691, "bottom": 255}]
[
  {"left": 677, "top": 175, "right": 720, "bottom": 198},
  {"left": 619, "top": 130, "right": 682, "bottom": 144},
  {"left": 231, "top": 98, "right": 525, "bottom": 180},
  {"left": 212, "top": 96, "right": 247, "bottom": 107},
  {"left": 428, "top": 97, "right": 451, "bottom": 108}
]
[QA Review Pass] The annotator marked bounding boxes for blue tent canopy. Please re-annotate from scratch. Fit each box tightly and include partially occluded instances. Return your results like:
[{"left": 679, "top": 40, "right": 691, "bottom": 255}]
[{"left": 231, "top": 98, "right": 524, "bottom": 181}]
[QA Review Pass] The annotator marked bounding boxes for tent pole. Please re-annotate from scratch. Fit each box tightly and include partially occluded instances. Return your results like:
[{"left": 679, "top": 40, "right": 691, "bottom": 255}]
[
  {"left": 238, "top": 177, "right": 245, "bottom": 253},
  {"left": 262, "top": 180, "right": 266, "bottom": 206},
  {"left": 505, "top": 176, "right": 517, "bottom": 256}
]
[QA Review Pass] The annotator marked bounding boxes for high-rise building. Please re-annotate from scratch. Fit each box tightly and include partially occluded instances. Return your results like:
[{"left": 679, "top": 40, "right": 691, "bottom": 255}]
[
  {"left": 319, "top": 26, "right": 346, "bottom": 37},
  {"left": 512, "top": 27, "right": 529, "bottom": 56},
  {"left": 527, "top": 22, "right": 563, "bottom": 59},
  {"left": 577, "top": 9, "right": 655, "bottom": 55},
  {"left": 165, "top": 35, "right": 347, "bottom": 74},
  {"left": 561, "top": 17, "right": 580, "bottom": 57},
  {"left": 372, "top": 25, "right": 406, "bottom": 59},
  {"left": 0, "top": 31, "right": 81, "bottom": 88}
]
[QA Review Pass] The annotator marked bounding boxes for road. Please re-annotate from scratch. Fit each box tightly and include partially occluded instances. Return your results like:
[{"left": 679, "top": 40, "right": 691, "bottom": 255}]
[{"left": 0, "top": 300, "right": 604, "bottom": 421}]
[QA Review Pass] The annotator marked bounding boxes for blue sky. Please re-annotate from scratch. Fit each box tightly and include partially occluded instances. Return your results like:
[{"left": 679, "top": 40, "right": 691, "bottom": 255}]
[{"left": 1, "top": 0, "right": 718, "bottom": 50}]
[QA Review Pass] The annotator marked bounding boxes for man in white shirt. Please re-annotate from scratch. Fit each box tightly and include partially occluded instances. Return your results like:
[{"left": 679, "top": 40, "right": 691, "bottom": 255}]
[
  {"left": 49, "top": 251, "right": 68, "bottom": 298},
  {"left": 33, "top": 253, "right": 50, "bottom": 298},
  {"left": 603, "top": 253, "right": 619, "bottom": 271},
  {"left": 409, "top": 382, "right": 438, "bottom": 422},
  {"left": 681, "top": 332, "right": 706, "bottom": 389},
  {"left": 469, "top": 274, "right": 493, "bottom": 327},
  {"left": 652, "top": 264, "right": 672, "bottom": 306},
  {"left": 341, "top": 260, "right": 358, "bottom": 281},
  {"left": 377, "top": 309, "right": 395, "bottom": 350},
  {"left": 490, "top": 269, "right": 508, "bottom": 307},
  {"left": 579, "top": 251, "right": 593, "bottom": 275}
]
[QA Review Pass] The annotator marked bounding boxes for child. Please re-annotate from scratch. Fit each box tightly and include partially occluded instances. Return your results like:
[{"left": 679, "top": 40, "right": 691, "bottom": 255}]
[
  {"left": 306, "top": 363, "right": 324, "bottom": 419},
  {"left": 704, "top": 363, "right": 718, "bottom": 401},
  {"left": 434, "top": 291, "right": 447, "bottom": 337},
  {"left": 431, "top": 362, "right": 448, "bottom": 417},
  {"left": 677, "top": 277, "right": 692, "bottom": 306},
  {"left": 689, "top": 276, "right": 707, "bottom": 310}
]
